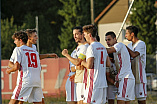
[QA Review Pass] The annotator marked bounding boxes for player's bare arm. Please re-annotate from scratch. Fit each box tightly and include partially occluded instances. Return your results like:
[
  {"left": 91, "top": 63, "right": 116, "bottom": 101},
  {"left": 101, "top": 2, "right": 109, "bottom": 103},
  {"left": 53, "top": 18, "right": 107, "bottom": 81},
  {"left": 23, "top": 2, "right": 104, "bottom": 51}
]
[
  {"left": 81, "top": 57, "right": 94, "bottom": 69},
  {"left": 71, "top": 66, "right": 76, "bottom": 72},
  {"left": 8, "top": 61, "right": 14, "bottom": 68},
  {"left": 106, "top": 47, "right": 116, "bottom": 54},
  {"left": 39, "top": 53, "right": 58, "bottom": 60},
  {"left": 6, "top": 62, "right": 20, "bottom": 74},
  {"left": 69, "top": 73, "right": 76, "bottom": 81},
  {"left": 62, "top": 49, "right": 82, "bottom": 66},
  {"left": 126, "top": 46, "right": 140, "bottom": 58}
]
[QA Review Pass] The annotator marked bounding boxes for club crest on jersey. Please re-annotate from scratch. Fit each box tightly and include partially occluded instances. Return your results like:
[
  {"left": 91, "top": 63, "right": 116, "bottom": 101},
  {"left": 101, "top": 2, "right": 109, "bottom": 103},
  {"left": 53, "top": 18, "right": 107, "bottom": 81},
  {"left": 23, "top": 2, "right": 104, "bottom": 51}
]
[{"left": 81, "top": 95, "right": 84, "bottom": 98}]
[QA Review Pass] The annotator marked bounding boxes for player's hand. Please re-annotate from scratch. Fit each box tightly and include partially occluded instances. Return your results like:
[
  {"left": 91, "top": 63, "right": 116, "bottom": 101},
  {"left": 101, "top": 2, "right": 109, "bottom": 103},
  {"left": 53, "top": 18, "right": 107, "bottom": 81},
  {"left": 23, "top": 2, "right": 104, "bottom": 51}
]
[
  {"left": 69, "top": 74, "right": 75, "bottom": 81},
  {"left": 51, "top": 53, "right": 58, "bottom": 58},
  {"left": 6, "top": 67, "right": 11, "bottom": 74},
  {"left": 62, "top": 49, "right": 68, "bottom": 56},
  {"left": 81, "top": 60, "right": 85, "bottom": 66}
]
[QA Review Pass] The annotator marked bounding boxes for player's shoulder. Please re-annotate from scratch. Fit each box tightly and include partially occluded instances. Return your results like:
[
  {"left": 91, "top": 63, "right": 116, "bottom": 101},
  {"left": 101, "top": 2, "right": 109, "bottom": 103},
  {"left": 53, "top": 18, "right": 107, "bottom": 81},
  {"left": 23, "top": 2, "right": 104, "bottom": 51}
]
[
  {"left": 136, "top": 40, "right": 146, "bottom": 47},
  {"left": 114, "top": 42, "right": 124, "bottom": 47}
]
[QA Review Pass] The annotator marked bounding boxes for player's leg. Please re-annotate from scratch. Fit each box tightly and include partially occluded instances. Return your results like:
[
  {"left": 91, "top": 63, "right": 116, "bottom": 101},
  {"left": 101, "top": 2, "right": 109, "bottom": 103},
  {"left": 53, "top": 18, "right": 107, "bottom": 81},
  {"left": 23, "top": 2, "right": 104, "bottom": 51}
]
[
  {"left": 27, "top": 87, "right": 43, "bottom": 103},
  {"left": 117, "top": 78, "right": 135, "bottom": 104},
  {"left": 9, "top": 99, "right": 20, "bottom": 104},
  {"left": 66, "top": 78, "right": 77, "bottom": 103},
  {"left": 117, "top": 100, "right": 125, "bottom": 104},
  {"left": 18, "top": 101, "right": 24, "bottom": 104},
  {"left": 10, "top": 86, "right": 32, "bottom": 104},
  {"left": 138, "top": 100, "right": 146, "bottom": 104},
  {"left": 41, "top": 98, "right": 45, "bottom": 104},
  {"left": 135, "top": 83, "right": 147, "bottom": 104},
  {"left": 76, "top": 83, "right": 85, "bottom": 104},
  {"left": 107, "top": 85, "right": 117, "bottom": 104}
]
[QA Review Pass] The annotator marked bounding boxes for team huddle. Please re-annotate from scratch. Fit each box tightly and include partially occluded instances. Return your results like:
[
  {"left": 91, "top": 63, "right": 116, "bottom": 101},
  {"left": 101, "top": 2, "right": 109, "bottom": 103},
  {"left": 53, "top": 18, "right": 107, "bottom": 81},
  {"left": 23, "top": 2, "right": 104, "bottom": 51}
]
[
  {"left": 62, "top": 25, "right": 147, "bottom": 104},
  {"left": 6, "top": 24, "right": 146, "bottom": 104}
]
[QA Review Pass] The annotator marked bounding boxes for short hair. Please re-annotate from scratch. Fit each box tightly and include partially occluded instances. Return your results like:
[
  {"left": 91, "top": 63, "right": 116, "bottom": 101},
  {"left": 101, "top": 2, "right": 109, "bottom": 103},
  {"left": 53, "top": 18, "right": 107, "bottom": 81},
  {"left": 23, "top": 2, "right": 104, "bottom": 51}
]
[
  {"left": 12, "top": 31, "right": 28, "bottom": 44},
  {"left": 96, "top": 35, "right": 100, "bottom": 42},
  {"left": 25, "top": 29, "right": 37, "bottom": 37},
  {"left": 126, "top": 26, "right": 138, "bottom": 37},
  {"left": 72, "top": 26, "right": 83, "bottom": 33},
  {"left": 105, "top": 31, "right": 116, "bottom": 39},
  {"left": 83, "top": 24, "right": 97, "bottom": 37}
]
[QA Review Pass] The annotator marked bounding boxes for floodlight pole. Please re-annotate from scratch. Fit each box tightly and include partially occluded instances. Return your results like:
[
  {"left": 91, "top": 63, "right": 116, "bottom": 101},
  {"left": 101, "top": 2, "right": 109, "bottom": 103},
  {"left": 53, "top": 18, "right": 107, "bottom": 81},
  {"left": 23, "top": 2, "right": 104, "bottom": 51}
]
[
  {"left": 117, "top": 0, "right": 135, "bottom": 39},
  {"left": 90, "top": 0, "right": 94, "bottom": 24},
  {"left": 36, "top": 16, "right": 40, "bottom": 54}
]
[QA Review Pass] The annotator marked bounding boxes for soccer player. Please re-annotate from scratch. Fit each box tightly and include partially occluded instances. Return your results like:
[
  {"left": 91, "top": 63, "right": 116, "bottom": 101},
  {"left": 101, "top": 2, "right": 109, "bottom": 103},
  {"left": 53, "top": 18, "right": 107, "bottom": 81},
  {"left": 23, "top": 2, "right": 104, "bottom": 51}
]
[
  {"left": 106, "top": 53, "right": 118, "bottom": 104},
  {"left": 25, "top": 29, "right": 58, "bottom": 59},
  {"left": 81, "top": 24, "right": 110, "bottom": 104},
  {"left": 105, "top": 31, "right": 135, "bottom": 104},
  {"left": 6, "top": 31, "right": 44, "bottom": 104},
  {"left": 125, "top": 26, "right": 147, "bottom": 104},
  {"left": 65, "top": 49, "right": 77, "bottom": 104},
  {"left": 62, "top": 26, "right": 89, "bottom": 104}
]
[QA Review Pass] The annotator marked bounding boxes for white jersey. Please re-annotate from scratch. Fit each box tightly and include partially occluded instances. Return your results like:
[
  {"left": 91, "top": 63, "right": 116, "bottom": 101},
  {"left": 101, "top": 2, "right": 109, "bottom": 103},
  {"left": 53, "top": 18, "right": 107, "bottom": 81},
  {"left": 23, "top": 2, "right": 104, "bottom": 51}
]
[
  {"left": 113, "top": 42, "right": 134, "bottom": 81},
  {"left": 10, "top": 45, "right": 41, "bottom": 87},
  {"left": 68, "top": 49, "right": 77, "bottom": 76},
  {"left": 75, "top": 43, "right": 89, "bottom": 83},
  {"left": 32, "top": 44, "right": 37, "bottom": 50},
  {"left": 128, "top": 40, "right": 147, "bottom": 83},
  {"left": 86, "top": 42, "right": 108, "bottom": 88}
]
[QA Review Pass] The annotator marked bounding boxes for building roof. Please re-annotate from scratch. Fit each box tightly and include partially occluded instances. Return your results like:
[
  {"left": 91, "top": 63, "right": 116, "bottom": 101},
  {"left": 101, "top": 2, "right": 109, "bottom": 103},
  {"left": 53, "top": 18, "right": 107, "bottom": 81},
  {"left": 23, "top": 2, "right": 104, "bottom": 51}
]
[{"left": 94, "top": 0, "right": 129, "bottom": 24}]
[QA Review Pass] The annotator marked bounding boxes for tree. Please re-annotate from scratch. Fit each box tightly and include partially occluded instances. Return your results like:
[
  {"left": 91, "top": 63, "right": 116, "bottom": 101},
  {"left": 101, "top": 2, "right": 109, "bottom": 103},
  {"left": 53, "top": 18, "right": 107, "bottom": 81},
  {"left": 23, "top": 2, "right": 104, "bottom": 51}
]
[
  {"left": 129, "top": 0, "right": 156, "bottom": 54},
  {"left": 58, "top": 0, "right": 82, "bottom": 55},
  {"left": 1, "top": 17, "right": 26, "bottom": 59}
]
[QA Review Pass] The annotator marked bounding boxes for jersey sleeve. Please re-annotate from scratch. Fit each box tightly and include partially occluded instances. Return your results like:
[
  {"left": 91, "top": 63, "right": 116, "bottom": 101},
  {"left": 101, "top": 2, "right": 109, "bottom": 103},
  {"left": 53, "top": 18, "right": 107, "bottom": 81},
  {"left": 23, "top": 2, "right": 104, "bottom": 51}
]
[
  {"left": 10, "top": 47, "right": 18, "bottom": 63},
  {"left": 78, "top": 45, "right": 87, "bottom": 60},
  {"left": 13, "top": 47, "right": 22, "bottom": 64},
  {"left": 113, "top": 42, "right": 123, "bottom": 53},
  {"left": 32, "top": 44, "right": 37, "bottom": 51},
  {"left": 135, "top": 42, "right": 146, "bottom": 57},
  {"left": 86, "top": 45, "right": 94, "bottom": 60}
]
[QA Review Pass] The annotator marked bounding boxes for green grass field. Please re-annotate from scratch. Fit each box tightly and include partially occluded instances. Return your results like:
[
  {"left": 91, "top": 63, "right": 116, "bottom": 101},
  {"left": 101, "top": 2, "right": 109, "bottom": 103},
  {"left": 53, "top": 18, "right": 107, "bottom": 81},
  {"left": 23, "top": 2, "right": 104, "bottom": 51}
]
[{"left": 2, "top": 93, "right": 157, "bottom": 104}]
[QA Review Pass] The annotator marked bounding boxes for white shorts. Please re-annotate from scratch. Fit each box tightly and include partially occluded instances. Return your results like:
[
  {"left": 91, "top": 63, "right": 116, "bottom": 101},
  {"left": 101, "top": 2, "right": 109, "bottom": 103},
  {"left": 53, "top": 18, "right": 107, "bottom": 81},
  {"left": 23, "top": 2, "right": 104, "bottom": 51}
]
[
  {"left": 65, "top": 77, "right": 77, "bottom": 101},
  {"left": 117, "top": 78, "right": 135, "bottom": 101},
  {"left": 135, "top": 83, "right": 147, "bottom": 100},
  {"left": 84, "top": 87, "right": 107, "bottom": 104},
  {"left": 76, "top": 83, "right": 85, "bottom": 101},
  {"left": 107, "top": 85, "right": 117, "bottom": 99},
  {"left": 11, "top": 85, "right": 43, "bottom": 103}
]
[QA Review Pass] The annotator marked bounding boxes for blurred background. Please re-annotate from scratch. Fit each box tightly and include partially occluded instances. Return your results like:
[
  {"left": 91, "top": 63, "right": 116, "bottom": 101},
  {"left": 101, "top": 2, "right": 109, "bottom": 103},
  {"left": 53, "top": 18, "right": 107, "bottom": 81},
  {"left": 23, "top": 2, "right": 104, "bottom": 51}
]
[{"left": 1, "top": 0, "right": 157, "bottom": 103}]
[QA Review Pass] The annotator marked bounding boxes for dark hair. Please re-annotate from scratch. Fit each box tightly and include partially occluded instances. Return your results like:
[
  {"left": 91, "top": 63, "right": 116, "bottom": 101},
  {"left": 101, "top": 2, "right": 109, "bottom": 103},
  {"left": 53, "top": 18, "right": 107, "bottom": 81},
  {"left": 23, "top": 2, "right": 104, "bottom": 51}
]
[
  {"left": 83, "top": 24, "right": 97, "bottom": 37},
  {"left": 72, "top": 26, "right": 83, "bottom": 33},
  {"left": 126, "top": 26, "right": 138, "bottom": 37},
  {"left": 96, "top": 35, "right": 100, "bottom": 42},
  {"left": 12, "top": 31, "right": 28, "bottom": 44},
  {"left": 105, "top": 31, "right": 116, "bottom": 39},
  {"left": 25, "top": 29, "right": 37, "bottom": 37}
]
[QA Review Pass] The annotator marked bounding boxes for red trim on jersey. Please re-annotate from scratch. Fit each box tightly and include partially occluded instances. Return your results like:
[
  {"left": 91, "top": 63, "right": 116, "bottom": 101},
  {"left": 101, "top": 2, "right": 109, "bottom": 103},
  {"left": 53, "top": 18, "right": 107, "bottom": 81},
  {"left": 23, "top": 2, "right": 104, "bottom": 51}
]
[
  {"left": 139, "top": 57, "right": 143, "bottom": 83},
  {"left": 116, "top": 53, "right": 122, "bottom": 81},
  {"left": 122, "top": 78, "right": 128, "bottom": 98},
  {"left": 87, "top": 69, "right": 94, "bottom": 103},
  {"left": 71, "top": 80, "right": 74, "bottom": 101},
  {"left": 83, "top": 68, "right": 88, "bottom": 89},
  {"left": 143, "top": 83, "right": 146, "bottom": 96},
  {"left": 15, "top": 68, "right": 23, "bottom": 99}
]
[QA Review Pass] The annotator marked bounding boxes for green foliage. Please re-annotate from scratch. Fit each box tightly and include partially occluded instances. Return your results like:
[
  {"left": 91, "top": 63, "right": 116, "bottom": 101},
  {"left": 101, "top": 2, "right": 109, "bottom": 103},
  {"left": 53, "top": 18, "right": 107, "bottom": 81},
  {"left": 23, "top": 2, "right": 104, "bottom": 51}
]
[
  {"left": 146, "top": 55, "right": 156, "bottom": 73},
  {"left": 129, "top": 0, "right": 156, "bottom": 54},
  {"left": 58, "top": 0, "right": 82, "bottom": 54},
  {"left": 1, "top": 17, "right": 26, "bottom": 59}
]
